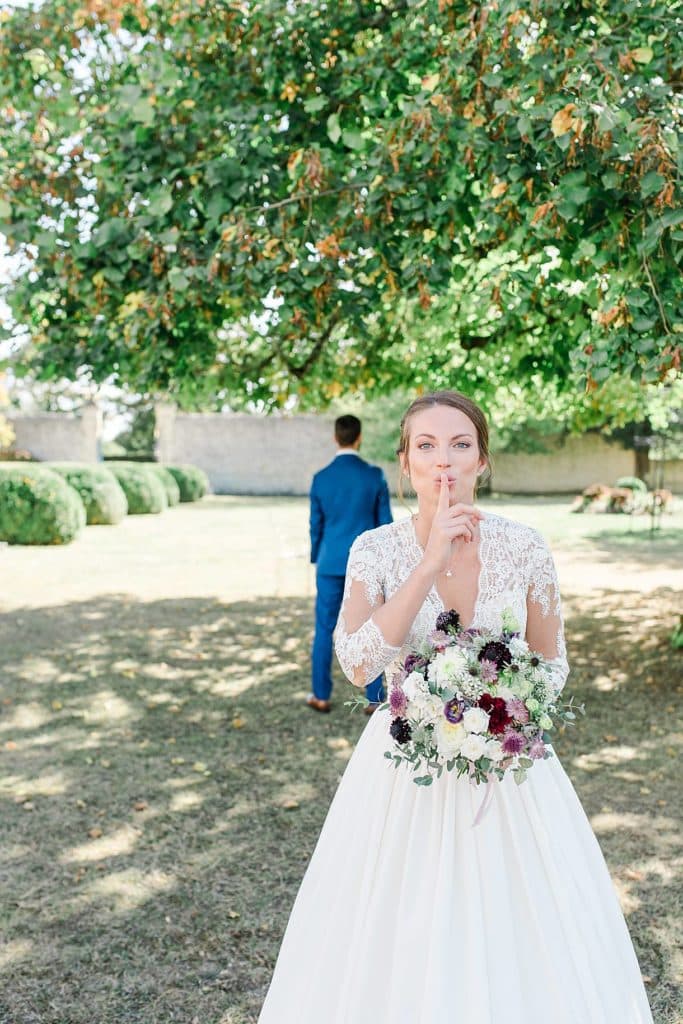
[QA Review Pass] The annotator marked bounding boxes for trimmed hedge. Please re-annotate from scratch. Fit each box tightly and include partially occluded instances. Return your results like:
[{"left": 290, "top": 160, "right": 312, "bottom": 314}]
[
  {"left": 106, "top": 462, "right": 168, "bottom": 515},
  {"left": 50, "top": 463, "right": 128, "bottom": 525},
  {"left": 0, "top": 463, "right": 86, "bottom": 544},
  {"left": 165, "top": 464, "right": 210, "bottom": 502},
  {"left": 147, "top": 464, "right": 181, "bottom": 507}
]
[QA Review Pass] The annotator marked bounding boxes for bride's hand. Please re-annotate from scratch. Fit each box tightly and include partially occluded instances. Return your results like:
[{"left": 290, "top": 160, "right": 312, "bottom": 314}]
[{"left": 421, "top": 473, "right": 484, "bottom": 575}]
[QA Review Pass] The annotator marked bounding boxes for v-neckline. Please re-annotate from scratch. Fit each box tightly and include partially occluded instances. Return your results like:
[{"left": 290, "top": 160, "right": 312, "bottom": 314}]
[{"left": 407, "top": 514, "right": 487, "bottom": 631}]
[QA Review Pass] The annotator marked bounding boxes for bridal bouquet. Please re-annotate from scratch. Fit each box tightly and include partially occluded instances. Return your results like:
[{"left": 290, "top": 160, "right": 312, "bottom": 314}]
[{"left": 384, "top": 609, "right": 582, "bottom": 787}]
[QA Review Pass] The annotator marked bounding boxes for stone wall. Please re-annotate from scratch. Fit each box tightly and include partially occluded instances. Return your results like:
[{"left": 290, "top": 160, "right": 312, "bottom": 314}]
[
  {"left": 488, "top": 434, "right": 635, "bottom": 494},
  {"left": 154, "top": 406, "right": 679, "bottom": 495},
  {"left": 155, "top": 404, "right": 338, "bottom": 495},
  {"left": 7, "top": 402, "right": 681, "bottom": 495},
  {"left": 8, "top": 404, "right": 100, "bottom": 463}
]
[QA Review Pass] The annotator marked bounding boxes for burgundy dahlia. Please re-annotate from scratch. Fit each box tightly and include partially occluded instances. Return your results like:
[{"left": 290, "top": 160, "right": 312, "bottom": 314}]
[
  {"left": 390, "top": 717, "right": 412, "bottom": 745},
  {"left": 478, "top": 640, "right": 512, "bottom": 671},
  {"left": 435, "top": 609, "right": 461, "bottom": 634},
  {"left": 478, "top": 694, "right": 511, "bottom": 735}
]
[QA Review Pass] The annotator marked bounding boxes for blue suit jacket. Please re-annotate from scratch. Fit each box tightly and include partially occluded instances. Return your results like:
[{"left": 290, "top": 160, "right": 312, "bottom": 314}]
[{"left": 309, "top": 454, "right": 393, "bottom": 576}]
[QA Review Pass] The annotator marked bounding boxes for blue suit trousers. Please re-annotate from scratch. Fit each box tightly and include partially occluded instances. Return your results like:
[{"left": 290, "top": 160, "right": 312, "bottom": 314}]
[{"left": 312, "top": 573, "right": 384, "bottom": 704}]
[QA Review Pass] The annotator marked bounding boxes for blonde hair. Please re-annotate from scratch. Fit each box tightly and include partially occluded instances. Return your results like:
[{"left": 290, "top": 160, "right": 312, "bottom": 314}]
[{"left": 396, "top": 390, "right": 492, "bottom": 502}]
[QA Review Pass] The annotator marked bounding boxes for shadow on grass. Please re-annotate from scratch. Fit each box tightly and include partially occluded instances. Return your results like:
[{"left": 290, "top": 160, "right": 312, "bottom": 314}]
[
  {"left": 580, "top": 524, "right": 683, "bottom": 569},
  {"left": 0, "top": 589, "right": 680, "bottom": 1023}
]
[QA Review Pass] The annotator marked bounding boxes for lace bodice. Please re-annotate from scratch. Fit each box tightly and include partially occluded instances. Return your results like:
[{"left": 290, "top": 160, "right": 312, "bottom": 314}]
[{"left": 334, "top": 513, "right": 569, "bottom": 694}]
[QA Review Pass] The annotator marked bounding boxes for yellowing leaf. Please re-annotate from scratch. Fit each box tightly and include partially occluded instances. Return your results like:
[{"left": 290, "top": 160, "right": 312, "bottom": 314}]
[
  {"left": 491, "top": 181, "right": 508, "bottom": 199},
  {"left": 280, "top": 81, "right": 299, "bottom": 103},
  {"left": 422, "top": 228, "right": 437, "bottom": 243},
  {"left": 631, "top": 46, "right": 653, "bottom": 64},
  {"left": 551, "top": 103, "right": 576, "bottom": 137},
  {"left": 232, "top": 717, "right": 245, "bottom": 729},
  {"left": 263, "top": 238, "right": 280, "bottom": 258},
  {"left": 421, "top": 73, "right": 440, "bottom": 92}
]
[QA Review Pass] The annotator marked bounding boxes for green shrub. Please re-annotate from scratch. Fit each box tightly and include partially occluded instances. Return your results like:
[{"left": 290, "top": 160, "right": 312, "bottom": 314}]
[
  {"left": 165, "top": 464, "right": 210, "bottom": 502},
  {"left": 0, "top": 463, "right": 86, "bottom": 544},
  {"left": 50, "top": 463, "right": 128, "bottom": 525},
  {"left": 615, "top": 476, "right": 648, "bottom": 493},
  {"left": 146, "top": 464, "right": 181, "bottom": 506},
  {"left": 106, "top": 462, "right": 168, "bottom": 514}
]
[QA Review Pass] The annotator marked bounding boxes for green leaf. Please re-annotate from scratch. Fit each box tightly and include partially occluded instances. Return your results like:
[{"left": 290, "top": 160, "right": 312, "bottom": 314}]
[
  {"left": 342, "top": 130, "right": 364, "bottom": 150},
  {"left": 168, "top": 268, "right": 190, "bottom": 292},
  {"left": 0, "top": 198, "right": 11, "bottom": 220},
  {"left": 640, "top": 171, "right": 665, "bottom": 199},
  {"left": 304, "top": 94, "right": 327, "bottom": 113},
  {"left": 147, "top": 188, "right": 173, "bottom": 216},
  {"left": 326, "top": 112, "right": 341, "bottom": 144},
  {"left": 413, "top": 775, "right": 433, "bottom": 786},
  {"left": 132, "top": 99, "right": 155, "bottom": 125}
]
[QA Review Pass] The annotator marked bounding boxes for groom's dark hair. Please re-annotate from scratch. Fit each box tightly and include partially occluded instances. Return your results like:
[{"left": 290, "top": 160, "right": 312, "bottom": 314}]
[{"left": 334, "top": 415, "right": 361, "bottom": 447}]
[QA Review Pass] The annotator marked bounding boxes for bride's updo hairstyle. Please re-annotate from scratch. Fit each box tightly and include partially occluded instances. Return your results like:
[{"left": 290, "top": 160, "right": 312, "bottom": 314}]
[{"left": 397, "top": 390, "right": 492, "bottom": 501}]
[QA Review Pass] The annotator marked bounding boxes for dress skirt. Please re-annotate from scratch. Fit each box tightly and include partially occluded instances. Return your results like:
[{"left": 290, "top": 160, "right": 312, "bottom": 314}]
[{"left": 257, "top": 707, "right": 653, "bottom": 1024}]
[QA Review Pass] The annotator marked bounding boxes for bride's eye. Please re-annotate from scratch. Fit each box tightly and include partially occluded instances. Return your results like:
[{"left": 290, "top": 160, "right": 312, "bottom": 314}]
[{"left": 417, "top": 442, "right": 433, "bottom": 450}]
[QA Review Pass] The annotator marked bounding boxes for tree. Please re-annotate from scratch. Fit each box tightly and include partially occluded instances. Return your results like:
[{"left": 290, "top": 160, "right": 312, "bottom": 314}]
[{"left": 1, "top": 0, "right": 681, "bottom": 412}]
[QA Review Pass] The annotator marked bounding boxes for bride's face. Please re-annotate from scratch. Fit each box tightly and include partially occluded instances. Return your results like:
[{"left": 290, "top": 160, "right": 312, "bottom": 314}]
[{"left": 401, "top": 404, "right": 486, "bottom": 507}]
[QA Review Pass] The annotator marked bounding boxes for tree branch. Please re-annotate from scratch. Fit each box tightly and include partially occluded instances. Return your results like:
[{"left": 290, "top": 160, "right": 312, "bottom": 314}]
[{"left": 642, "top": 255, "right": 672, "bottom": 335}]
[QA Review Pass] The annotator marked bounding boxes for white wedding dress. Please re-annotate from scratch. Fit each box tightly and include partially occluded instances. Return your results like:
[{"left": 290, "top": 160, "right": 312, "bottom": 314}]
[{"left": 258, "top": 514, "right": 654, "bottom": 1024}]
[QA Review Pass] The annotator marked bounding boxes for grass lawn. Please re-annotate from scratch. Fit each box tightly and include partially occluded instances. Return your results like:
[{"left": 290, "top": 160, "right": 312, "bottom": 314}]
[{"left": 0, "top": 495, "right": 681, "bottom": 1023}]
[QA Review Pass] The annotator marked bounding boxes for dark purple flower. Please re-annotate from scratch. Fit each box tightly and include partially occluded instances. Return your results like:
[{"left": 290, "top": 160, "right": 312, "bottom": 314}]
[
  {"left": 501, "top": 730, "right": 526, "bottom": 755},
  {"left": 435, "top": 609, "right": 461, "bottom": 634},
  {"left": 389, "top": 687, "right": 408, "bottom": 718},
  {"left": 390, "top": 717, "right": 412, "bottom": 745},
  {"left": 443, "top": 699, "right": 464, "bottom": 724},
  {"left": 478, "top": 640, "right": 512, "bottom": 671},
  {"left": 403, "top": 653, "right": 426, "bottom": 675}
]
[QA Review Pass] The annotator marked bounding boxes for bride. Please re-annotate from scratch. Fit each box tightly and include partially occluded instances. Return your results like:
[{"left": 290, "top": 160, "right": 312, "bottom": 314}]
[{"left": 257, "top": 390, "right": 654, "bottom": 1024}]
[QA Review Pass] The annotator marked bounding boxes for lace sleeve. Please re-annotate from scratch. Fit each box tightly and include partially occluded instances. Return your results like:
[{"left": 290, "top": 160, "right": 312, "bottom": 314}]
[
  {"left": 525, "top": 532, "right": 569, "bottom": 695},
  {"left": 334, "top": 531, "right": 402, "bottom": 689}
]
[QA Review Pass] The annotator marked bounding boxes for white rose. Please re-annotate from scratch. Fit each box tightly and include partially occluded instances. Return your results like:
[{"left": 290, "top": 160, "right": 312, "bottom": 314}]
[
  {"left": 484, "top": 739, "right": 504, "bottom": 762},
  {"left": 411, "top": 692, "right": 443, "bottom": 725},
  {"left": 462, "top": 706, "right": 490, "bottom": 734},
  {"left": 434, "top": 719, "right": 465, "bottom": 757},
  {"left": 508, "top": 637, "right": 529, "bottom": 659},
  {"left": 460, "top": 733, "right": 487, "bottom": 761},
  {"left": 403, "top": 671, "right": 428, "bottom": 701}
]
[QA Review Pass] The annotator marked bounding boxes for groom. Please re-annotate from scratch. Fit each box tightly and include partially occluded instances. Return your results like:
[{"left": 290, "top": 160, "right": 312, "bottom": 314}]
[{"left": 308, "top": 415, "right": 393, "bottom": 714}]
